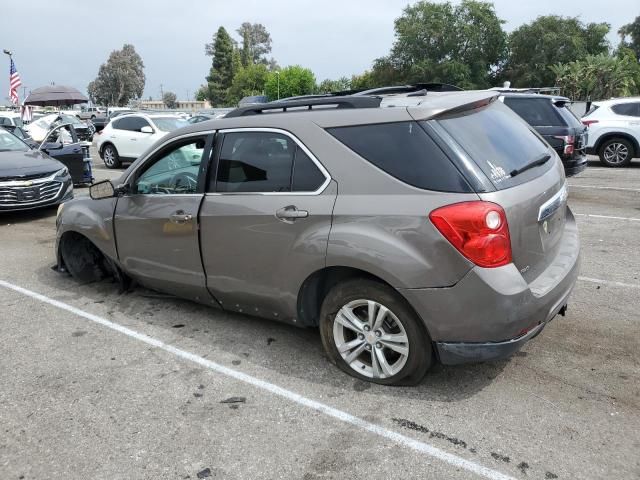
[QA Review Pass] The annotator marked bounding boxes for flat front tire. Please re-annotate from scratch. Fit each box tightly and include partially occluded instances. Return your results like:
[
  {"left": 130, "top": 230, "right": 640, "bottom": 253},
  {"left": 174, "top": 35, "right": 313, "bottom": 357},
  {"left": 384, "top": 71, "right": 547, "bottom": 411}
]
[
  {"left": 320, "top": 279, "right": 432, "bottom": 385},
  {"left": 102, "top": 144, "right": 121, "bottom": 169}
]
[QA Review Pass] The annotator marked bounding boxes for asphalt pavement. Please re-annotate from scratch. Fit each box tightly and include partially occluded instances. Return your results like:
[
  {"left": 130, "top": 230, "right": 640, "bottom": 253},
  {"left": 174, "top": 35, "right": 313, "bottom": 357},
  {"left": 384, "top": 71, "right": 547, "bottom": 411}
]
[{"left": 0, "top": 156, "right": 638, "bottom": 480}]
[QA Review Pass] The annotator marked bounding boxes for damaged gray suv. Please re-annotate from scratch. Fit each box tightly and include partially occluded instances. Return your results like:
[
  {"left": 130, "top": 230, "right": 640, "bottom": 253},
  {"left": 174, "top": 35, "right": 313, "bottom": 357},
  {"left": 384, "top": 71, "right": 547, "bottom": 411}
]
[{"left": 55, "top": 91, "right": 580, "bottom": 385}]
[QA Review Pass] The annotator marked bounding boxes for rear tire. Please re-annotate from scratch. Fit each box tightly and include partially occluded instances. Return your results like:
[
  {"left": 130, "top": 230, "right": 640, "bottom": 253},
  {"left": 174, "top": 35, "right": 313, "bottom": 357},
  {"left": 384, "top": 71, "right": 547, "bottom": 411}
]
[
  {"left": 598, "top": 137, "right": 633, "bottom": 167},
  {"left": 102, "top": 144, "right": 121, "bottom": 169},
  {"left": 319, "top": 278, "right": 432, "bottom": 386}
]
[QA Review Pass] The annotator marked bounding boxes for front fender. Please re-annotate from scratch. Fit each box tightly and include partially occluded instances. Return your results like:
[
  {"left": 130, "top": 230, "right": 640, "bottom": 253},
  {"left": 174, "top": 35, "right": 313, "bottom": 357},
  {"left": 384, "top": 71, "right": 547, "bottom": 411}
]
[{"left": 56, "top": 196, "right": 118, "bottom": 263}]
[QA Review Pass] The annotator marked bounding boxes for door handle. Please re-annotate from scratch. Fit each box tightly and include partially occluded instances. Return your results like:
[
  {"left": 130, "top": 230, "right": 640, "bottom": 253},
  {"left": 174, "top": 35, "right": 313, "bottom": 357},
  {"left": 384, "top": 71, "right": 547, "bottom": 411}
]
[
  {"left": 276, "top": 205, "right": 308, "bottom": 222},
  {"left": 169, "top": 211, "right": 193, "bottom": 223}
]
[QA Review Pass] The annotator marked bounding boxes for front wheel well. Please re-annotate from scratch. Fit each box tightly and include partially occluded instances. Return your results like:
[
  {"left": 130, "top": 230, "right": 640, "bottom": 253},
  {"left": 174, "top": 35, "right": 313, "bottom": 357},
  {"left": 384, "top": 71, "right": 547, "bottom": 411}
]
[{"left": 58, "top": 231, "right": 110, "bottom": 283}]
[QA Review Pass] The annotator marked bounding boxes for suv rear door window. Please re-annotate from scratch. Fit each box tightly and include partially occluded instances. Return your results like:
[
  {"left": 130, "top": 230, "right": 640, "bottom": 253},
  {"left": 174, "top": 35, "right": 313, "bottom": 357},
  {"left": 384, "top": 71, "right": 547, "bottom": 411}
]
[
  {"left": 292, "top": 148, "right": 326, "bottom": 192},
  {"left": 503, "top": 97, "right": 564, "bottom": 127},
  {"left": 437, "top": 101, "right": 552, "bottom": 190},
  {"left": 326, "top": 121, "right": 471, "bottom": 193},
  {"left": 214, "top": 131, "right": 294, "bottom": 193},
  {"left": 611, "top": 103, "right": 640, "bottom": 117},
  {"left": 113, "top": 116, "right": 149, "bottom": 132}
]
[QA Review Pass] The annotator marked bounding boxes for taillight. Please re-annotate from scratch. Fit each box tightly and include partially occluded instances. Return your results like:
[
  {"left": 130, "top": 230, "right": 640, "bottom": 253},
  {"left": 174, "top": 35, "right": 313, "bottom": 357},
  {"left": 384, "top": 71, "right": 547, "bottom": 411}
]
[
  {"left": 582, "top": 119, "right": 598, "bottom": 127},
  {"left": 429, "top": 201, "right": 512, "bottom": 268},
  {"left": 554, "top": 135, "right": 575, "bottom": 155}
]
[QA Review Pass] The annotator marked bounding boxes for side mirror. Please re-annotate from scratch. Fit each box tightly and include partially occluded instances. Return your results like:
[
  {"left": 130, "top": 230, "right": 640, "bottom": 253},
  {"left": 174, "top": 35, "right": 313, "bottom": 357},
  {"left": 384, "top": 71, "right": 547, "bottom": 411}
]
[
  {"left": 89, "top": 180, "right": 115, "bottom": 199},
  {"left": 140, "top": 126, "right": 154, "bottom": 134},
  {"left": 41, "top": 141, "right": 63, "bottom": 151}
]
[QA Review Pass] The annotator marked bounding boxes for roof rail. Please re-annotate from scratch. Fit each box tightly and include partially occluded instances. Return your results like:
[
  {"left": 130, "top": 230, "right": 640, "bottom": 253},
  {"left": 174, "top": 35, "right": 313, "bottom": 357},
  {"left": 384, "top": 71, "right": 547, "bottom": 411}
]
[
  {"left": 356, "top": 83, "right": 462, "bottom": 96},
  {"left": 225, "top": 96, "right": 382, "bottom": 118}
]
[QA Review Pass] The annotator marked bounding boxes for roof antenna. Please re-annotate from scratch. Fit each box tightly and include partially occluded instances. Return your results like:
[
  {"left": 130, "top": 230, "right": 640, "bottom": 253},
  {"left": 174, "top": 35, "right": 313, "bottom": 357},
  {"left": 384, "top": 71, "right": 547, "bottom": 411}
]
[{"left": 503, "top": 81, "right": 511, "bottom": 89}]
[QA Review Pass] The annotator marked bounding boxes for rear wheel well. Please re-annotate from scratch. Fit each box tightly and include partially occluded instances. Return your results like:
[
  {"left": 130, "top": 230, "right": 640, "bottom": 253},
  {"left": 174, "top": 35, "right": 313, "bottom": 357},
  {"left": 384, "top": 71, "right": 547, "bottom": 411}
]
[
  {"left": 296, "top": 267, "right": 428, "bottom": 329},
  {"left": 595, "top": 133, "right": 639, "bottom": 157}
]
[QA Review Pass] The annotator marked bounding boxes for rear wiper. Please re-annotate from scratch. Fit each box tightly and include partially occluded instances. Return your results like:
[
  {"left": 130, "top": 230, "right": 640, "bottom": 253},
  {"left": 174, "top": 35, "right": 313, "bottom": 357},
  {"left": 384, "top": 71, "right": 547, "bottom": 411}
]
[{"left": 510, "top": 154, "right": 551, "bottom": 178}]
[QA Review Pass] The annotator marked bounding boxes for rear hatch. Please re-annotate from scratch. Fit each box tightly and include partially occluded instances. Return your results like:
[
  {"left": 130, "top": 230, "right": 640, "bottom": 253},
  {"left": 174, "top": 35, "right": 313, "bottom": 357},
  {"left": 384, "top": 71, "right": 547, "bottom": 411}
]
[{"left": 431, "top": 100, "right": 568, "bottom": 284}]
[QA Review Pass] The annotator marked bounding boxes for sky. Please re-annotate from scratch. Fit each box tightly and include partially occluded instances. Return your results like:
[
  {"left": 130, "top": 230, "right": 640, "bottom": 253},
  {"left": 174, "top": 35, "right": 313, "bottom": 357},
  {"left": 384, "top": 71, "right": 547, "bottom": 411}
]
[{"left": 0, "top": 0, "right": 637, "bottom": 104}]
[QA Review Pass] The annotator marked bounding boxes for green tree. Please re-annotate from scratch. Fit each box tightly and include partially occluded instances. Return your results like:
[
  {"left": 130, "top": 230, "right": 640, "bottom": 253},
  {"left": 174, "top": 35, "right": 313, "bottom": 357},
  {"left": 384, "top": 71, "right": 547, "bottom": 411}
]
[
  {"left": 227, "top": 63, "right": 269, "bottom": 105},
  {"left": 619, "top": 16, "right": 640, "bottom": 60},
  {"left": 550, "top": 52, "right": 640, "bottom": 101},
  {"left": 237, "top": 22, "right": 272, "bottom": 65},
  {"left": 264, "top": 66, "right": 316, "bottom": 100},
  {"left": 163, "top": 91, "right": 177, "bottom": 109},
  {"left": 195, "top": 85, "right": 208, "bottom": 102},
  {"left": 87, "top": 44, "right": 145, "bottom": 107},
  {"left": 372, "top": 1, "right": 507, "bottom": 89},
  {"left": 505, "top": 16, "right": 610, "bottom": 87},
  {"left": 317, "top": 77, "right": 351, "bottom": 93},
  {"left": 204, "top": 27, "right": 236, "bottom": 106},
  {"left": 350, "top": 71, "right": 376, "bottom": 90}
]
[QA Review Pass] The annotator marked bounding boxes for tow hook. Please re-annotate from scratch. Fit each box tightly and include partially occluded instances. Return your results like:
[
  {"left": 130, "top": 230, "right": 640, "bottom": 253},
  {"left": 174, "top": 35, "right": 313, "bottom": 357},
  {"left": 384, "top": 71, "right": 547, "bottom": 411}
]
[{"left": 558, "top": 304, "right": 568, "bottom": 317}]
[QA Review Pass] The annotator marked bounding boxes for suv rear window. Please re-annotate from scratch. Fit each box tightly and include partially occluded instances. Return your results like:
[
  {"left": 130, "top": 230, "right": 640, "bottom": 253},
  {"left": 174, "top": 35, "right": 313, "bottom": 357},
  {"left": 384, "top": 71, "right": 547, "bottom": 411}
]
[
  {"left": 437, "top": 101, "right": 552, "bottom": 189},
  {"left": 326, "top": 121, "right": 472, "bottom": 193},
  {"left": 503, "top": 97, "right": 564, "bottom": 127}
]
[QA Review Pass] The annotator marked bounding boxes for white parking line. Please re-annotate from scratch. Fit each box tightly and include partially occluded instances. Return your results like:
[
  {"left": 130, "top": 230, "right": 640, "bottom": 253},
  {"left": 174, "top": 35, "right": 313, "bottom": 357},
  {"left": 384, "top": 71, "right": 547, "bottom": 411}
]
[
  {"left": 0, "top": 279, "right": 515, "bottom": 480},
  {"left": 578, "top": 276, "right": 640, "bottom": 289},
  {"left": 568, "top": 184, "right": 640, "bottom": 193},
  {"left": 575, "top": 213, "right": 640, "bottom": 222}
]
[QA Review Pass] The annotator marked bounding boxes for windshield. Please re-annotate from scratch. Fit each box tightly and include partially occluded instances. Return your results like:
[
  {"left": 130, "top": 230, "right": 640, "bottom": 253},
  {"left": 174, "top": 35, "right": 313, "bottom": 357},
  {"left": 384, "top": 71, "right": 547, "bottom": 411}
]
[
  {"left": 152, "top": 117, "right": 188, "bottom": 132},
  {"left": 436, "top": 101, "right": 552, "bottom": 189},
  {"left": 0, "top": 130, "right": 29, "bottom": 152}
]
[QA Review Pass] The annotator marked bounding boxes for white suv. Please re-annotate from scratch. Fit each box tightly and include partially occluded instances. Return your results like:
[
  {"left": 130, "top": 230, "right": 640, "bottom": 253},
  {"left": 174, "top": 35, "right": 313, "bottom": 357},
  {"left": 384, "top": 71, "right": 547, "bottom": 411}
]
[
  {"left": 97, "top": 113, "right": 189, "bottom": 168},
  {"left": 582, "top": 97, "right": 640, "bottom": 167}
]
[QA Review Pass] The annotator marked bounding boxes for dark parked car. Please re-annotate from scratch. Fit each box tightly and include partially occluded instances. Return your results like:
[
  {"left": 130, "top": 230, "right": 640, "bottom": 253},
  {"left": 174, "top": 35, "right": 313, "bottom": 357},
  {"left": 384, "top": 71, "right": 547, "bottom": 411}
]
[
  {"left": 39, "top": 123, "right": 94, "bottom": 185},
  {"left": 51, "top": 115, "right": 94, "bottom": 143},
  {"left": 0, "top": 128, "right": 73, "bottom": 211},
  {"left": 56, "top": 92, "right": 579, "bottom": 385},
  {"left": 501, "top": 94, "right": 587, "bottom": 177},
  {"left": 91, "top": 115, "right": 108, "bottom": 132},
  {"left": 0, "top": 125, "right": 38, "bottom": 149}
]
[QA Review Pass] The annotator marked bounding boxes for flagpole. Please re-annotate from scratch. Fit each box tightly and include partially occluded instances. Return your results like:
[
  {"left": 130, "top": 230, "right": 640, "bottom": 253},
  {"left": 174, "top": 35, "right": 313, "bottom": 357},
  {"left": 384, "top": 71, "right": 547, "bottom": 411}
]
[{"left": 3, "top": 49, "right": 18, "bottom": 106}]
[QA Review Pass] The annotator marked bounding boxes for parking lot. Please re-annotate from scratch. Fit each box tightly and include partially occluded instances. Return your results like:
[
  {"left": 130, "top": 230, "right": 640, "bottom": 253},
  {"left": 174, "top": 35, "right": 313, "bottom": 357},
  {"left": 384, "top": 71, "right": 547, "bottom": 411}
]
[{"left": 1, "top": 155, "right": 639, "bottom": 480}]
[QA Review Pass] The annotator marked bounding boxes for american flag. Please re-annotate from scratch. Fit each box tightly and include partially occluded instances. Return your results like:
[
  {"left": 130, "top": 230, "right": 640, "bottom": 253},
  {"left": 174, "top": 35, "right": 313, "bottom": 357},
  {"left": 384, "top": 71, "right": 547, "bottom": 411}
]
[{"left": 9, "top": 59, "right": 22, "bottom": 105}]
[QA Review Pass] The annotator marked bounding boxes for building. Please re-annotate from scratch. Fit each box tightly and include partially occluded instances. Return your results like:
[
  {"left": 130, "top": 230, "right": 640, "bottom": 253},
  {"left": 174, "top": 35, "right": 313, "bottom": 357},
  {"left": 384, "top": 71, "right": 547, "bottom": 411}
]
[{"left": 138, "top": 99, "right": 212, "bottom": 111}]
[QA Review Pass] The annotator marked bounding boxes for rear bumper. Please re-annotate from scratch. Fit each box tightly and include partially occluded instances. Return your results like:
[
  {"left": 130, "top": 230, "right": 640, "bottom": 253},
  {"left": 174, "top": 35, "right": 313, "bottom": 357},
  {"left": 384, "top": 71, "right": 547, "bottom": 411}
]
[
  {"left": 400, "top": 208, "right": 580, "bottom": 364},
  {"left": 435, "top": 302, "right": 568, "bottom": 365},
  {"left": 562, "top": 154, "right": 588, "bottom": 177}
]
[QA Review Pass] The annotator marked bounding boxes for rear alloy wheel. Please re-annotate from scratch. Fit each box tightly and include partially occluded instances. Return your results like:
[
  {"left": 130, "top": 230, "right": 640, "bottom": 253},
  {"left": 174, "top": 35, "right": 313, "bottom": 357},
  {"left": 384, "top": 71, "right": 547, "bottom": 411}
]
[
  {"left": 102, "top": 144, "right": 121, "bottom": 169},
  {"left": 320, "top": 279, "right": 432, "bottom": 385},
  {"left": 599, "top": 138, "right": 633, "bottom": 167}
]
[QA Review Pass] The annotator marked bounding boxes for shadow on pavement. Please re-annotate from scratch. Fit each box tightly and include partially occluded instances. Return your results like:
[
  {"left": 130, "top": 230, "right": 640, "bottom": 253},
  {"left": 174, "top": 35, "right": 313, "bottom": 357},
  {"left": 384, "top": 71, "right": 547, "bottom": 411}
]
[{"left": 35, "top": 265, "right": 507, "bottom": 403}]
